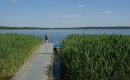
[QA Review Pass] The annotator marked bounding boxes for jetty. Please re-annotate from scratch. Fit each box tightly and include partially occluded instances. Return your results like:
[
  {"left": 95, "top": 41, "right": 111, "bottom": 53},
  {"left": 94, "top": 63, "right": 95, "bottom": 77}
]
[{"left": 10, "top": 43, "right": 54, "bottom": 80}]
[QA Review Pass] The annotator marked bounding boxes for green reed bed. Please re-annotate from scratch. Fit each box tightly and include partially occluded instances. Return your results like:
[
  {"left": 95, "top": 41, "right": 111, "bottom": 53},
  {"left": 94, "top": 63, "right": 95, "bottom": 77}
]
[
  {"left": 59, "top": 34, "right": 130, "bottom": 80},
  {"left": 0, "top": 33, "right": 42, "bottom": 80}
]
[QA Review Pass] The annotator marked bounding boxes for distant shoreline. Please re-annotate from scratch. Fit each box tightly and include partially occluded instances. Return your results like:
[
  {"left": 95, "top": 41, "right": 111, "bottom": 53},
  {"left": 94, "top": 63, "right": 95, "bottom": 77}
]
[{"left": 0, "top": 26, "right": 130, "bottom": 30}]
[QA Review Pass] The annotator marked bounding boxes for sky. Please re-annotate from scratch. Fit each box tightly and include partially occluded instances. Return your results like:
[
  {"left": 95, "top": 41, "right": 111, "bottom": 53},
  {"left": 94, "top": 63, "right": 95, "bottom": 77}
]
[{"left": 0, "top": 0, "right": 130, "bottom": 28}]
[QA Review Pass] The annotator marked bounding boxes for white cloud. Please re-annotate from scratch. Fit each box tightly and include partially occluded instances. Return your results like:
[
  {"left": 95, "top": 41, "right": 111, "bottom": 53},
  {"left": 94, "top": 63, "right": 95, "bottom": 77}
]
[
  {"left": 61, "top": 15, "right": 81, "bottom": 18},
  {"left": 105, "top": 11, "right": 112, "bottom": 14},
  {"left": 48, "top": 2, "right": 58, "bottom": 4},
  {"left": 11, "top": 0, "right": 16, "bottom": 2},
  {"left": 104, "top": 11, "right": 117, "bottom": 14},
  {"left": 77, "top": 5, "right": 85, "bottom": 8}
]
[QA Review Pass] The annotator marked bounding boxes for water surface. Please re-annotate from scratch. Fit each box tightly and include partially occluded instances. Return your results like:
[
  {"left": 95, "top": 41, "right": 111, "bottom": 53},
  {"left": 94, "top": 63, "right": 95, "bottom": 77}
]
[{"left": 0, "top": 29, "right": 130, "bottom": 44}]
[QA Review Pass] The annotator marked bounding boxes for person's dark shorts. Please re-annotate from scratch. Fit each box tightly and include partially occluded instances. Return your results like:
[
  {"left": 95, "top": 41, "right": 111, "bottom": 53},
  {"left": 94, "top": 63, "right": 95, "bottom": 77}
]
[{"left": 45, "top": 36, "right": 48, "bottom": 40}]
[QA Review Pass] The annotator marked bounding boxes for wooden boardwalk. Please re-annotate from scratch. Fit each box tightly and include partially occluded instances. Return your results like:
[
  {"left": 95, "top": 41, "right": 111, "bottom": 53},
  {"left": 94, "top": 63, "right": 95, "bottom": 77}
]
[{"left": 10, "top": 43, "right": 54, "bottom": 80}]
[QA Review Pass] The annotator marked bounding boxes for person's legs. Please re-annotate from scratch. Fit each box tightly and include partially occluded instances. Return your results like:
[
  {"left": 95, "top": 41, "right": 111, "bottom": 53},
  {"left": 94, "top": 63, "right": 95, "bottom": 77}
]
[{"left": 46, "top": 40, "right": 48, "bottom": 44}]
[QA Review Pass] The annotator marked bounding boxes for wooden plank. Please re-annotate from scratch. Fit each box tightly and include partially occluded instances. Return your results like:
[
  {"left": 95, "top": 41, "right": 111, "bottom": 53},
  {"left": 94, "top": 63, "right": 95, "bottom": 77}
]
[{"left": 10, "top": 43, "right": 54, "bottom": 80}]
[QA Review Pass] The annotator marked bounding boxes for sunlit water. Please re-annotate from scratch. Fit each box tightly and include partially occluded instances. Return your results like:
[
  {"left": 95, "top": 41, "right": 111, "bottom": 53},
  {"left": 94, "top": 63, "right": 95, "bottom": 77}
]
[{"left": 0, "top": 29, "right": 130, "bottom": 44}]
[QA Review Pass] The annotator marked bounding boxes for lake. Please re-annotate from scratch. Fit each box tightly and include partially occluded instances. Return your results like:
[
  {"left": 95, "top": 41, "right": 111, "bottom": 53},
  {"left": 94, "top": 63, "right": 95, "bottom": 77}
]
[{"left": 0, "top": 29, "right": 130, "bottom": 44}]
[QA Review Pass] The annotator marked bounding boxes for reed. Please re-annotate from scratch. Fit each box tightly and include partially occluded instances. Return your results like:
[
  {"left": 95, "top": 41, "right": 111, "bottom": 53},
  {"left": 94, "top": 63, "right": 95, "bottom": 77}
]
[
  {"left": 0, "top": 33, "right": 42, "bottom": 80},
  {"left": 59, "top": 34, "right": 130, "bottom": 80}
]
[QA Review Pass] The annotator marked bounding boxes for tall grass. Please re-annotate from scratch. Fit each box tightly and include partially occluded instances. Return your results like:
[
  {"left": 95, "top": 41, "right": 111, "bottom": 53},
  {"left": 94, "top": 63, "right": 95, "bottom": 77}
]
[
  {"left": 0, "top": 33, "right": 42, "bottom": 80},
  {"left": 59, "top": 34, "right": 130, "bottom": 80}
]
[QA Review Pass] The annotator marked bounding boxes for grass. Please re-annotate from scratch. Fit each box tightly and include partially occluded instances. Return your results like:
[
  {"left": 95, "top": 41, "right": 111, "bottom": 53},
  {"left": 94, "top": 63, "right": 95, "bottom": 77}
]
[
  {"left": 59, "top": 34, "right": 130, "bottom": 80},
  {"left": 0, "top": 33, "right": 42, "bottom": 80}
]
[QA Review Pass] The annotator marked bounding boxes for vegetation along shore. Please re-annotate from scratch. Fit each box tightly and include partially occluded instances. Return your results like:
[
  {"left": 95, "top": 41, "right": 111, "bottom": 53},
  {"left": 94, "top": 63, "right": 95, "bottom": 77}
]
[
  {"left": 59, "top": 34, "right": 130, "bottom": 80},
  {"left": 1, "top": 26, "right": 130, "bottom": 30},
  {"left": 0, "top": 33, "right": 42, "bottom": 80}
]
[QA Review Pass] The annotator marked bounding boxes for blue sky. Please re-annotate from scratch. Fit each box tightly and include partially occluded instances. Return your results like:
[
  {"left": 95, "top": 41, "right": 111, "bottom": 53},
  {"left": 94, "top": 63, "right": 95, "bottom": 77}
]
[{"left": 0, "top": 0, "right": 130, "bottom": 28}]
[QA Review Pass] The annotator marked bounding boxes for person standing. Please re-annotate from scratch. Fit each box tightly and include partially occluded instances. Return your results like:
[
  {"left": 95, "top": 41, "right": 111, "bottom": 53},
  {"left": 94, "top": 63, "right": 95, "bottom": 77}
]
[{"left": 45, "top": 33, "right": 49, "bottom": 44}]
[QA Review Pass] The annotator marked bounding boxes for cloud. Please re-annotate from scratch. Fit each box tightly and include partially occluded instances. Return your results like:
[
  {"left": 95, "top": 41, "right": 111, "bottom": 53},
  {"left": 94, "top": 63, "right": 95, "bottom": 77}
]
[
  {"left": 77, "top": 5, "right": 85, "bottom": 8},
  {"left": 113, "top": 12, "right": 116, "bottom": 13},
  {"left": 104, "top": 11, "right": 117, "bottom": 14},
  {"left": 105, "top": 11, "right": 112, "bottom": 14},
  {"left": 11, "top": 0, "right": 16, "bottom": 2},
  {"left": 61, "top": 15, "right": 81, "bottom": 18},
  {"left": 48, "top": 2, "right": 58, "bottom": 4}
]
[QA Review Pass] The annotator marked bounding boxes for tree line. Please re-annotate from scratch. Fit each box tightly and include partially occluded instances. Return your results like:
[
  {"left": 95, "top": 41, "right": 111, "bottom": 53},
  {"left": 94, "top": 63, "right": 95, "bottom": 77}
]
[{"left": 0, "top": 26, "right": 130, "bottom": 30}]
